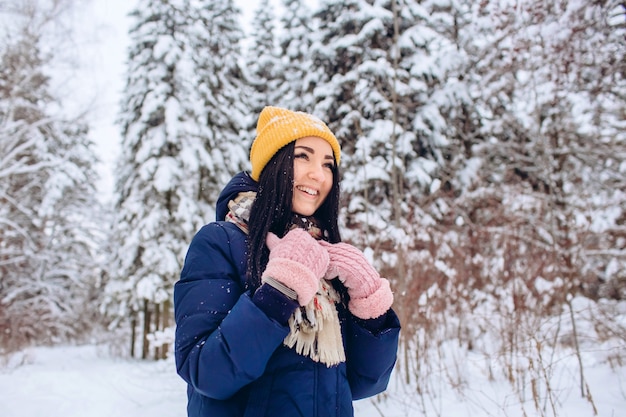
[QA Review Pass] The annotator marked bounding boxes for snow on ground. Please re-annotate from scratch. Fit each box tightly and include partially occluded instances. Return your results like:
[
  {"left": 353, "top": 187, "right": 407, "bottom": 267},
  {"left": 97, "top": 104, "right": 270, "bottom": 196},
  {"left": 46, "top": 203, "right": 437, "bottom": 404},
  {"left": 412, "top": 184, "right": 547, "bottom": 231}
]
[
  {"left": 0, "top": 345, "right": 185, "bottom": 417},
  {"left": 0, "top": 344, "right": 387, "bottom": 417},
  {"left": 1, "top": 343, "right": 624, "bottom": 417}
]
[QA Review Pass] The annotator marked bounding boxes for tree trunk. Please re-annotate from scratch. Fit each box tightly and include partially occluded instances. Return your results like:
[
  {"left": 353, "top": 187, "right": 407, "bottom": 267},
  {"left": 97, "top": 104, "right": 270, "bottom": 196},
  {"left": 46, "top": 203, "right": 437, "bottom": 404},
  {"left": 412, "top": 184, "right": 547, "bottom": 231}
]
[
  {"left": 142, "top": 299, "right": 151, "bottom": 360},
  {"left": 154, "top": 302, "right": 161, "bottom": 360},
  {"left": 130, "top": 315, "right": 136, "bottom": 358},
  {"left": 161, "top": 299, "right": 171, "bottom": 360}
]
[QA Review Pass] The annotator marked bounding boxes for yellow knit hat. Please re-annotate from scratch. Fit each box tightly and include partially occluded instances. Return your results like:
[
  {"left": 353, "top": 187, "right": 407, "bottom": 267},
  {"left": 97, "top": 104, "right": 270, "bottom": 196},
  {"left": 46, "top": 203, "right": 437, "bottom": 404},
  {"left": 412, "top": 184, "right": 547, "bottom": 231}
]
[{"left": 249, "top": 106, "right": 341, "bottom": 181}]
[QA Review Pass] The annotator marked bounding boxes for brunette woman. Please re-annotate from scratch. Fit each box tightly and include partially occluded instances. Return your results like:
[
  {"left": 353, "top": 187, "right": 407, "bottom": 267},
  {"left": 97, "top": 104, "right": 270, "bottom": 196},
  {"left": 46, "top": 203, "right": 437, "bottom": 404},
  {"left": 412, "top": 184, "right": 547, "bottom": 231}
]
[{"left": 174, "top": 106, "right": 400, "bottom": 417}]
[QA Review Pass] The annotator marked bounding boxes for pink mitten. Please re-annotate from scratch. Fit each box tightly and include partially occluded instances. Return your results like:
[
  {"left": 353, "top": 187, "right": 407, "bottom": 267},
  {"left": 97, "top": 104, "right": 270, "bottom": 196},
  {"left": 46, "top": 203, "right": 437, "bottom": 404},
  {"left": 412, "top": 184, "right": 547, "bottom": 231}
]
[
  {"left": 261, "top": 228, "right": 329, "bottom": 306},
  {"left": 320, "top": 241, "right": 393, "bottom": 319}
]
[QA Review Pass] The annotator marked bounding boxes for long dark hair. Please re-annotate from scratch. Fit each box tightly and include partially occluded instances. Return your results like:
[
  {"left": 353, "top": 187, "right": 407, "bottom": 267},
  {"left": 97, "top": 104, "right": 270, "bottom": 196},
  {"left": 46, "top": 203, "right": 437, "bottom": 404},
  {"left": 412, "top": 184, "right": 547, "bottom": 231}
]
[{"left": 246, "top": 141, "right": 342, "bottom": 291}]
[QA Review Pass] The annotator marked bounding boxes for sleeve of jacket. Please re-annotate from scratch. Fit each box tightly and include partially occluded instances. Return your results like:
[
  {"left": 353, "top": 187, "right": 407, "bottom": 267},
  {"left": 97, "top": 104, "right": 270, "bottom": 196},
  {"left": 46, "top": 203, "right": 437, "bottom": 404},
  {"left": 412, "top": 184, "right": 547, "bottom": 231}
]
[
  {"left": 344, "top": 308, "right": 401, "bottom": 400},
  {"left": 174, "top": 222, "right": 290, "bottom": 400}
]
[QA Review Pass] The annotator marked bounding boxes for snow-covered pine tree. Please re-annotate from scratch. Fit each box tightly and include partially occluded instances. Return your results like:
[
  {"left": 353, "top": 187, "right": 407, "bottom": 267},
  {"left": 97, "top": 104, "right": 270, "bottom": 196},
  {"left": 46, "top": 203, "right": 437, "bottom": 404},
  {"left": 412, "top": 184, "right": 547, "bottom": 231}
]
[
  {"left": 245, "top": 0, "right": 282, "bottom": 116},
  {"left": 277, "top": 0, "right": 317, "bottom": 110},
  {"left": 106, "top": 0, "right": 199, "bottom": 359},
  {"left": 0, "top": 26, "right": 103, "bottom": 353},
  {"left": 310, "top": 0, "right": 406, "bottom": 234},
  {"left": 106, "top": 0, "right": 251, "bottom": 359},
  {"left": 306, "top": 0, "right": 459, "bottom": 309},
  {"left": 190, "top": 0, "right": 252, "bottom": 188}
]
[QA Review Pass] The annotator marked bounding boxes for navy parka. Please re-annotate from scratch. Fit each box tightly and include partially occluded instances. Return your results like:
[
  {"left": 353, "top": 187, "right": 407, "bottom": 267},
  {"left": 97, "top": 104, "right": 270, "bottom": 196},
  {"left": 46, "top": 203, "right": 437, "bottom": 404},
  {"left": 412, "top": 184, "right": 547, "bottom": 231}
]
[{"left": 174, "top": 172, "right": 401, "bottom": 417}]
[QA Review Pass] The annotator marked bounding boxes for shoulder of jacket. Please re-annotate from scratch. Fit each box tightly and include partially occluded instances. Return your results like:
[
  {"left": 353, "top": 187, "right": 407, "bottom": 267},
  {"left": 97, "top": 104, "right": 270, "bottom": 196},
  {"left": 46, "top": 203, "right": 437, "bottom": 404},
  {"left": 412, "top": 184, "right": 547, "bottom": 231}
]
[
  {"left": 188, "top": 221, "right": 248, "bottom": 288},
  {"left": 196, "top": 221, "right": 248, "bottom": 261},
  {"left": 197, "top": 221, "right": 246, "bottom": 240}
]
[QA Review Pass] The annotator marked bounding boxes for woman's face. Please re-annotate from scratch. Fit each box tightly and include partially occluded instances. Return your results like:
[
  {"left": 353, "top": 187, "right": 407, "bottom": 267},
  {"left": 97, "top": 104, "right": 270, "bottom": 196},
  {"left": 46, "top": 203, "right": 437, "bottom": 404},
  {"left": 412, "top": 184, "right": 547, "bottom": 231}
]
[{"left": 292, "top": 136, "right": 335, "bottom": 217}]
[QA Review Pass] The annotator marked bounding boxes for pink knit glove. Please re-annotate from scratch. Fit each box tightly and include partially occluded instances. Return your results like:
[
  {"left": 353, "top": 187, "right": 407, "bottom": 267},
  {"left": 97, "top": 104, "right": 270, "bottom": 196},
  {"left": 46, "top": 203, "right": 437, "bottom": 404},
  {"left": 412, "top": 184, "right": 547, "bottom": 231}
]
[
  {"left": 261, "top": 228, "right": 329, "bottom": 306},
  {"left": 320, "top": 241, "right": 393, "bottom": 319}
]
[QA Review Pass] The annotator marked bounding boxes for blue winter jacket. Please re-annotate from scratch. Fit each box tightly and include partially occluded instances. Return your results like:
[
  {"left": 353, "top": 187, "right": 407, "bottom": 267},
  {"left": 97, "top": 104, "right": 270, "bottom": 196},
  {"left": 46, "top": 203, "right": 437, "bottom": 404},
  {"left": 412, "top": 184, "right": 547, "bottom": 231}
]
[{"left": 174, "top": 172, "right": 401, "bottom": 417}]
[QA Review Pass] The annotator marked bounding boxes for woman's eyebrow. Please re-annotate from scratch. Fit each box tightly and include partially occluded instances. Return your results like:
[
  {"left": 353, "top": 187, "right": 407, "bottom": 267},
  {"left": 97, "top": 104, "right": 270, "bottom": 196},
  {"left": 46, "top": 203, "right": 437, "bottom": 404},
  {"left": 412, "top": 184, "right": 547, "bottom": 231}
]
[{"left": 295, "top": 145, "right": 334, "bottom": 160}]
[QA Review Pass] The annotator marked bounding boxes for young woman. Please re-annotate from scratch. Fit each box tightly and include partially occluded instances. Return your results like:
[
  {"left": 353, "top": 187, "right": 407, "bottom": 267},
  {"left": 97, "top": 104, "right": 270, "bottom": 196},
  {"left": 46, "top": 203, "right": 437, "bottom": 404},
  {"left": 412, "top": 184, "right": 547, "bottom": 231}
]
[{"left": 174, "top": 106, "right": 401, "bottom": 417}]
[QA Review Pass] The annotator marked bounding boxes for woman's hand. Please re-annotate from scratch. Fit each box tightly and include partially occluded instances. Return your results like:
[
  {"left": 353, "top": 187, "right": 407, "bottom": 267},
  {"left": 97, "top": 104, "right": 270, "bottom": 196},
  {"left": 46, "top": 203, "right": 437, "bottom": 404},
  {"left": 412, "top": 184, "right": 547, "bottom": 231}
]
[
  {"left": 320, "top": 241, "right": 393, "bottom": 319},
  {"left": 261, "top": 228, "right": 329, "bottom": 306}
]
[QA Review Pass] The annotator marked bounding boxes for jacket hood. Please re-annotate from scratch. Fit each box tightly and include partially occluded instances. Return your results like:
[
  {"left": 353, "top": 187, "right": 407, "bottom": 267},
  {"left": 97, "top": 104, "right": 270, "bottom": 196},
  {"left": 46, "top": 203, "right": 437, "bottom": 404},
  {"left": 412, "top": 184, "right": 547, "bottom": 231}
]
[{"left": 216, "top": 171, "right": 258, "bottom": 221}]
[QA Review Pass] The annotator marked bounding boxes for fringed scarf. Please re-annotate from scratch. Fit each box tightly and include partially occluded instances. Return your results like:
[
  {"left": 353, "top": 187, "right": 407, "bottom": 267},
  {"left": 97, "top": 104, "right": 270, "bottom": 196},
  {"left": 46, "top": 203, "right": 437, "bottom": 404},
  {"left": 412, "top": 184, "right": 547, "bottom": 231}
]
[{"left": 226, "top": 192, "right": 346, "bottom": 367}]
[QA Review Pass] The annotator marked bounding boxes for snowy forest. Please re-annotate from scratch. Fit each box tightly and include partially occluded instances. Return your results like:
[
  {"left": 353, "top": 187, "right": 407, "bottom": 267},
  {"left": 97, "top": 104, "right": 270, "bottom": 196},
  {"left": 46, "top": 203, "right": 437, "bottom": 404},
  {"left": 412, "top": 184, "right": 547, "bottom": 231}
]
[{"left": 1, "top": 0, "right": 625, "bottom": 415}]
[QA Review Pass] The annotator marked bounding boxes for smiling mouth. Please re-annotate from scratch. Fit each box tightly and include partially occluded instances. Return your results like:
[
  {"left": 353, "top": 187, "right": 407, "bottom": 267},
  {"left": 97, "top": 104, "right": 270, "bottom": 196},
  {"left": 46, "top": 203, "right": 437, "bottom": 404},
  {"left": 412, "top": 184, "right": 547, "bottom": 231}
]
[{"left": 296, "top": 185, "right": 318, "bottom": 196}]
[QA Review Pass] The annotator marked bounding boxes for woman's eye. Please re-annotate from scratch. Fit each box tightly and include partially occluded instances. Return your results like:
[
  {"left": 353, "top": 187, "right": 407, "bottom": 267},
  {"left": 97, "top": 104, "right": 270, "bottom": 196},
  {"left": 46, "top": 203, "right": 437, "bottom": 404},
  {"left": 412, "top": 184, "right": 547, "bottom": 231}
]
[
  {"left": 324, "top": 162, "right": 334, "bottom": 170},
  {"left": 295, "top": 153, "right": 309, "bottom": 160}
]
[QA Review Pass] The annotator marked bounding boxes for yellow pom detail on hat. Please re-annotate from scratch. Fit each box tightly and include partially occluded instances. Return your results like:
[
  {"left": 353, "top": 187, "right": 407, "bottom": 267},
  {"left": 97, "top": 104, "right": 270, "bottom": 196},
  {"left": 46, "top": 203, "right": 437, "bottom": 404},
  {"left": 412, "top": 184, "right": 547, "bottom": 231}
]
[{"left": 249, "top": 106, "right": 341, "bottom": 181}]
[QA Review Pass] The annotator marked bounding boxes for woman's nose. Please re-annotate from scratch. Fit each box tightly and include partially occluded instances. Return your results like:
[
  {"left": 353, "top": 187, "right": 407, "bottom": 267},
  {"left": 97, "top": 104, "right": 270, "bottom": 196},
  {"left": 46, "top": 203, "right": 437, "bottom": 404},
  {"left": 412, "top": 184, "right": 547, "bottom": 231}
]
[{"left": 307, "top": 164, "right": 325, "bottom": 181}]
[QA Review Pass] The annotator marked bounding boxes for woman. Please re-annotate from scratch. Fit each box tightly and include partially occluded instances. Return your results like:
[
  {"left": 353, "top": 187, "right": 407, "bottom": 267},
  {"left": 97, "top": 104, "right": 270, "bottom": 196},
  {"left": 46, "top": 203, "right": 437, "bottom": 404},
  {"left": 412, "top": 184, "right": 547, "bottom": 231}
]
[{"left": 174, "top": 106, "right": 401, "bottom": 417}]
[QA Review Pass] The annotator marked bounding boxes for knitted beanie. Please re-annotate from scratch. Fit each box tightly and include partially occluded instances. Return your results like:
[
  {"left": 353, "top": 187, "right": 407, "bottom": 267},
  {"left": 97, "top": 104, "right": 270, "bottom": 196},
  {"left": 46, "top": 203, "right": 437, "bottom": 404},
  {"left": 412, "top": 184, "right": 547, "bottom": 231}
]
[{"left": 249, "top": 106, "right": 341, "bottom": 181}]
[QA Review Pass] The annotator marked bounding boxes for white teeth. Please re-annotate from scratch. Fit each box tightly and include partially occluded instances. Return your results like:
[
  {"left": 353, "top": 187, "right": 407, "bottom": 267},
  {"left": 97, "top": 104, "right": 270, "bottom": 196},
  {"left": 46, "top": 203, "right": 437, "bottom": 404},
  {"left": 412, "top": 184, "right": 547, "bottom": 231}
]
[{"left": 297, "top": 186, "right": 318, "bottom": 196}]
